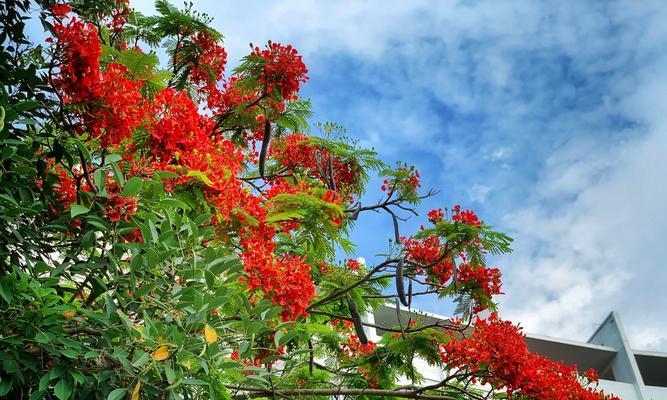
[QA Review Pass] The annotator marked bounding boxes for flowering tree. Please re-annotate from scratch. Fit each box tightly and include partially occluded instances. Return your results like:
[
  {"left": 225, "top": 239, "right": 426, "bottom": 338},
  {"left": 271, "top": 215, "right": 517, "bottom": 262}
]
[{"left": 0, "top": 1, "right": 618, "bottom": 399}]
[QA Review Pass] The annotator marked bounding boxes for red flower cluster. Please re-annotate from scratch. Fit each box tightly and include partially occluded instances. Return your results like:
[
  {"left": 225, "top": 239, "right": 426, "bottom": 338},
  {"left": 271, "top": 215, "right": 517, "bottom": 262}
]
[
  {"left": 207, "top": 75, "right": 257, "bottom": 116},
  {"left": 190, "top": 31, "right": 228, "bottom": 89},
  {"left": 52, "top": 18, "right": 145, "bottom": 148},
  {"left": 270, "top": 133, "right": 360, "bottom": 199},
  {"left": 402, "top": 236, "right": 453, "bottom": 285},
  {"left": 252, "top": 42, "right": 308, "bottom": 100},
  {"left": 92, "top": 63, "right": 146, "bottom": 147},
  {"left": 332, "top": 319, "right": 377, "bottom": 359},
  {"left": 346, "top": 258, "right": 360, "bottom": 271},
  {"left": 104, "top": 193, "right": 138, "bottom": 222},
  {"left": 403, "top": 169, "right": 421, "bottom": 191},
  {"left": 52, "top": 166, "right": 79, "bottom": 211},
  {"left": 457, "top": 263, "right": 503, "bottom": 313},
  {"left": 51, "top": 3, "right": 72, "bottom": 18},
  {"left": 427, "top": 208, "right": 444, "bottom": 223},
  {"left": 52, "top": 167, "right": 138, "bottom": 224},
  {"left": 341, "top": 335, "right": 377, "bottom": 359},
  {"left": 108, "top": 0, "right": 131, "bottom": 35},
  {"left": 381, "top": 166, "right": 421, "bottom": 193},
  {"left": 452, "top": 204, "right": 481, "bottom": 227},
  {"left": 120, "top": 229, "right": 143, "bottom": 243},
  {"left": 241, "top": 244, "right": 314, "bottom": 321},
  {"left": 442, "top": 317, "right": 619, "bottom": 400},
  {"left": 145, "top": 88, "right": 210, "bottom": 162},
  {"left": 51, "top": 16, "right": 102, "bottom": 103}
]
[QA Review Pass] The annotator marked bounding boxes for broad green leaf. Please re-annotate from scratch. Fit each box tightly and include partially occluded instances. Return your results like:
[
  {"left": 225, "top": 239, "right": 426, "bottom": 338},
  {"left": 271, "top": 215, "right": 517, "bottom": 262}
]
[
  {"left": 70, "top": 204, "right": 89, "bottom": 218},
  {"left": 107, "top": 388, "right": 127, "bottom": 400},
  {"left": 122, "top": 176, "right": 144, "bottom": 197},
  {"left": 54, "top": 379, "right": 72, "bottom": 400}
]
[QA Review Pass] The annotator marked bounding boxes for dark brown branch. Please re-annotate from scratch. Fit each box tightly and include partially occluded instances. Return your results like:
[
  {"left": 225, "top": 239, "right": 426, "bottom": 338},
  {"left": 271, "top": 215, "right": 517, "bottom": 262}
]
[
  {"left": 306, "top": 258, "right": 397, "bottom": 311},
  {"left": 344, "top": 189, "right": 438, "bottom": 214},
  {"left": 64, "top": 326, "right": 102, "bottom": 336},
  {"left": 227, "top": 385, "right": 460, "bottom": 400},
  {"left": 309, "top": 309, "right": 468, "bottom": 334},
  {"left": 258, "top": 117, "right": 271, "bottom": 178},
  {"left": 362, "top": 289, "right": 439, "bottom": 299}
]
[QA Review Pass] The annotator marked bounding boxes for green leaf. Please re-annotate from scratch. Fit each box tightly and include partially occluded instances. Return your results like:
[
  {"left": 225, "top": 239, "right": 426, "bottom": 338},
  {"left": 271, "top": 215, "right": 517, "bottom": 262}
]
[
  {"left": 107, "top": 388, "right": 127, "bottom": 400},
  {"left": 15, "top": 100, "right": 39, "bottom": 112},
  {"left": 54, "top": 379, "right": 72, "bottom": 400},
  {"left": 265, "top": 210, "right": 306, "bottom": 224},
  {"left": 186, "top": 170, "right": 213, "bottom": 186},
  {"left": 0, "top": 281, "right": 12, "bottom": 304},
  {"left": 273, "top": 330, "right": 284, "bottom": 348},
  {"left": 164, "top": 363, "right": 176, "bottom": 384},
  {"left": 73, "top": 138, "right": 91, "bottom": 160},
  {"left": 104, "top": 153, "right": 123, "bottom": 165},
  {"left": 38, "top": 373, "right": 51, "bottom": 391},
  {"left": 130, "top": 254, "right": 144, "bottom": 272},
  {"left": 35, "top": 331, "right": 52, "bottom": 344},
  {"left": 0, "top": 380, "right": 10, "bottom": 397},
  {"left": 59, "top": 349, "right": 79, "bottom": 359},
  {"left": 279, "top": 332, "right": 297, "bottom": 347},
  {"left": 70, "top": 204, "right": 89, "bottom": 218},
  {"left": 1, "top": 146, "right": 16, "bottom": 160},
  {"left": 122, "top": 176, "right": 144, "bottom": 197},
  {"left": 116, "top": 50, "right": 159, "bottom": 79}
]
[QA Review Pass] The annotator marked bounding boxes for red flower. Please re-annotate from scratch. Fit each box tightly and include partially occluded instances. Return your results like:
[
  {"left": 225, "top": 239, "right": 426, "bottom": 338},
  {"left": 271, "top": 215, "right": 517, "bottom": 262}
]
[
  {"left": 252, "top": 42, "right": 308, "bottom": 100},
  {"left": 51, "top": 17, "right": 102, "bottom": 103},
  {"left": 190, "top": 31, "right": 228, "bottom": 88},
  {"left": 346, "top": 258, "right": 360, "bottom": 271},
  {"left": 104, "top": 193, "right": 138, "bottom": 223},
  {"left": 52, "top": 3, "right": 72, "bottom": 18},
  {"left": 241, "top": 238, "right": 315, "bottom": 321},
  {"left": 441, "top": 317, "right": 619, "bottom": 400},
  {"left": 341, "top": 335, "right": 376, "bottom": 359},
  {"left": 270, "top": 133, "right": 360, "bottom": 200},
  {"left": 427, "top": 208, "right": 444, "bottom": 223},
  {"left": 452, "top": 204, "right": 481, "bottom": 227},
  {"left": 457, "top": 263, "right": 503, "bottom": 313},
  {"left": 402, "top": 236, "right": 453, "bottom": 285},
  {"left": 120, "top": 229, "right": 143, "bottom": 243}
]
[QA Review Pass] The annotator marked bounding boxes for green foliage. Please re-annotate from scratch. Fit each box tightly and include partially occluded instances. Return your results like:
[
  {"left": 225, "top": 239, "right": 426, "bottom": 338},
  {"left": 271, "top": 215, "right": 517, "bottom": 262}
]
[
  {"left": 269, "top": 185, "right": 350, "bottom": 260},
  {"left": 416, "top": 220, "right": 513, "bottom": 267},
  {"left": 276, "top": 99, "right": 313, "bottom": 134},
  {"left": 380, "top": 162, "right": 422, "bottom": 204},
  {"left": 311, "top": 122, "right": 386, "bottom": 195}
]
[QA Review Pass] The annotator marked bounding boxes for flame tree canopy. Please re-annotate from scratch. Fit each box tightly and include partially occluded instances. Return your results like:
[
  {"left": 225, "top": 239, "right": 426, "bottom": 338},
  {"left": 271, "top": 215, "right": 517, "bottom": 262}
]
[{"left": 0, "top": 1, "right": 619, "bottom": 399}]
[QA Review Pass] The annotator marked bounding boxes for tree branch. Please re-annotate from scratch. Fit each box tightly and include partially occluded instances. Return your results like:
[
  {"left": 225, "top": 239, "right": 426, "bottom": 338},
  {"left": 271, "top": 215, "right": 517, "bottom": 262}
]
[
  {"left": 227, "top": 385, "right": 461, "bottom": 400},
  {"left": 306, "top": 258, "right": 397, "bottom": 311}
]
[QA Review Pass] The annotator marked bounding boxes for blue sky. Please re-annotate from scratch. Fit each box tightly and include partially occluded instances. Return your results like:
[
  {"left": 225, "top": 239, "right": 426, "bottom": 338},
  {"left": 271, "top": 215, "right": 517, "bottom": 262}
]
[{"left": 82, "top": 0, "right": 667, "bottom": 350}]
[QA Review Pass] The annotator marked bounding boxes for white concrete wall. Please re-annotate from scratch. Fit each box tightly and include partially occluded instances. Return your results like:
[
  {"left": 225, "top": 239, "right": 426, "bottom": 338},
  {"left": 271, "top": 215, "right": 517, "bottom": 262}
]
[
  {"left": 644, "top": 385, "right": 667, "bottom": 400},
  {"left": 598, "top": 380, "right": 641, "bottom": 400}
]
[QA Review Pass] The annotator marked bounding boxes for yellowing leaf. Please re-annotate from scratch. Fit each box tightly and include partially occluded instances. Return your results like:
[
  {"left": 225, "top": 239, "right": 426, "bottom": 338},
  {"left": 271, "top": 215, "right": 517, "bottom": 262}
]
[
  {"left": 186, "top": 170, "right": 213, "bottom": 186},
  {"left": 62, "top": 310, "right": 75, "bottom": 319},
  {"left": 151, "top": 346, "right": 169, "bottom": 361},
  {"left": 131, "top": 381, "right": 141, "bottom": 400},
  {"left": 204, "top": 324, "right": 217, "bottom": 344}
]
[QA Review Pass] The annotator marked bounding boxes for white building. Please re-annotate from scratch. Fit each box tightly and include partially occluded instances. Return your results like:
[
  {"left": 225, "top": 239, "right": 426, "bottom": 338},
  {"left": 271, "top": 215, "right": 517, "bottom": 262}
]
[{"left": 365, "top": 306, "right": 667, "bottom": 400}]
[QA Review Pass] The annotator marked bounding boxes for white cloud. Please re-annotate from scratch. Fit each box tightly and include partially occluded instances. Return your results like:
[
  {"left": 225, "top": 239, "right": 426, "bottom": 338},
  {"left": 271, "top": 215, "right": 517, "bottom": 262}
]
[
  {"left": 469, "top": 184, "right": 492, "bottom": 204},
  {"left": 499, "top": 59, "right": 667, "bottom": 348}
]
